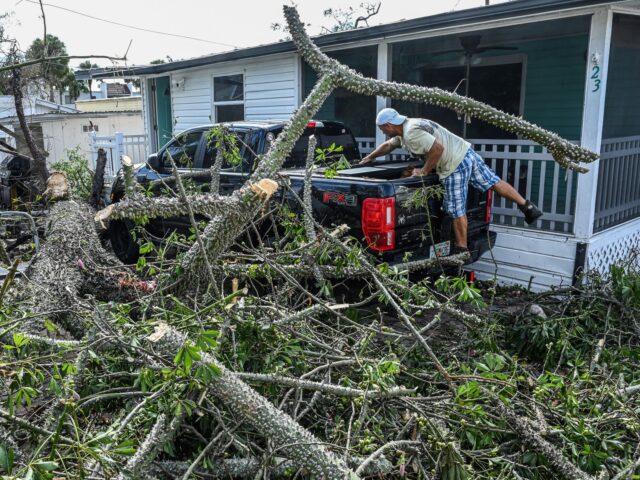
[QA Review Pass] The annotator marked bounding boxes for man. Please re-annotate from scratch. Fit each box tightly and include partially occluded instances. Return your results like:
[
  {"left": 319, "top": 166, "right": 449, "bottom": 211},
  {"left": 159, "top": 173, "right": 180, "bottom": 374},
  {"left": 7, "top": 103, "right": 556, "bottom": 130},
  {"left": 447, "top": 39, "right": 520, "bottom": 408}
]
[{"left": 360, "top": 108, "right": 542, "bottom": 255}]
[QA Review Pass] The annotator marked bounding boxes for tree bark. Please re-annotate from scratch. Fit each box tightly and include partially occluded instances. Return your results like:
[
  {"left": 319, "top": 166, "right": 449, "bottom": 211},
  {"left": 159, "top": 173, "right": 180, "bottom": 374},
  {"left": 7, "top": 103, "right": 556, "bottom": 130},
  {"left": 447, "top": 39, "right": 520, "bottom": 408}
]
[
  {"left": 11, "top": 67, "right": 49, "bottom": 192},
  {"left": 154, "top": 326, "right": 357, "bottom": 479},
  {"left": 88, "top": 148, "right": 107, "bottom": 208},
  {"left": 13, "top": 200, "right": 135, "bottom": 336}
]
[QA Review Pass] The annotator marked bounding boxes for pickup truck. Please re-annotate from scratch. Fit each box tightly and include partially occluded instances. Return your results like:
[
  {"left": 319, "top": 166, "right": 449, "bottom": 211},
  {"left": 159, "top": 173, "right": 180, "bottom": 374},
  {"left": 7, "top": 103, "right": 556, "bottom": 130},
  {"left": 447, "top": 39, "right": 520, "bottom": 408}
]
[{"left": 108, "top": 120, "right": 496, "bottom": 268}]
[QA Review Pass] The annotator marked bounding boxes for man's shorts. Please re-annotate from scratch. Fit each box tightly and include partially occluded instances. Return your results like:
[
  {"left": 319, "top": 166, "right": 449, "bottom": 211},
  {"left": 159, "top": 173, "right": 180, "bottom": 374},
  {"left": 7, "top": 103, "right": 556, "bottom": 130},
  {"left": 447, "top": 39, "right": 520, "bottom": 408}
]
[{"left": 442, "top": 148, "right": 500, "bottom": 218}]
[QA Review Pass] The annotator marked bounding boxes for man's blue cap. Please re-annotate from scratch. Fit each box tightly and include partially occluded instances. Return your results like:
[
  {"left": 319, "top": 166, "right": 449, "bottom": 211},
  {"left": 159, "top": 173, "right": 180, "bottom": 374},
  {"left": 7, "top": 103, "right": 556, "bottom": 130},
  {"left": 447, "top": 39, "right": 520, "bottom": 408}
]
[{"left": 376, "top": 108, "right": 407, "bottom": 126}]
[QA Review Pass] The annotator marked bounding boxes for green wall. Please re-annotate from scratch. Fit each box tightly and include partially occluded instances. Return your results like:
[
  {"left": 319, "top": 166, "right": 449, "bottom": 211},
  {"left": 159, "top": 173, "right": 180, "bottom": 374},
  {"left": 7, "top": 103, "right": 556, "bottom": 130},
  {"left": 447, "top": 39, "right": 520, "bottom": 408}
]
[
  {"left": 520, "top": 35, "right": 588, "bottom": 141},
  {"left": 517, "top": 35, "right": 588, "bottom": 222}
]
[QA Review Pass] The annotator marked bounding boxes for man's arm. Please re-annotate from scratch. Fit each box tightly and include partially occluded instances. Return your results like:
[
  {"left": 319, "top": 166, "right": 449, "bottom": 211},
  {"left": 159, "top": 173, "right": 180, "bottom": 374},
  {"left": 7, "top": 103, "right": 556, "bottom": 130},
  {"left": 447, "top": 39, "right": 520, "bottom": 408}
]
[
  {"left": 359, "top": 139, "right": 398, "bottom": 164},
  {"left": 412, "top": 140, "right": 444, "bottom": 176}
]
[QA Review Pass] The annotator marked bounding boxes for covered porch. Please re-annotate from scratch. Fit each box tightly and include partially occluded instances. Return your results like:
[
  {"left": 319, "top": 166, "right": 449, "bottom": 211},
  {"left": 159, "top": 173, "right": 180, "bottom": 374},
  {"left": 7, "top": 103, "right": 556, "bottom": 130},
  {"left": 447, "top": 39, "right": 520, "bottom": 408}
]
[{"left": 310, "top": 2, "right": 640, "bottom": 289}]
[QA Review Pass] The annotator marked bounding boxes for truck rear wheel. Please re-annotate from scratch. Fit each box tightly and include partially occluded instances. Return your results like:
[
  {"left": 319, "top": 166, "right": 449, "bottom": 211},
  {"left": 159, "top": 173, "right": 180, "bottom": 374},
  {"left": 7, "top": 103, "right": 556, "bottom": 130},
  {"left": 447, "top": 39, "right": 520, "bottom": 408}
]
[{"left": 109, "top": 219, "right": 139, "bottom": 264}]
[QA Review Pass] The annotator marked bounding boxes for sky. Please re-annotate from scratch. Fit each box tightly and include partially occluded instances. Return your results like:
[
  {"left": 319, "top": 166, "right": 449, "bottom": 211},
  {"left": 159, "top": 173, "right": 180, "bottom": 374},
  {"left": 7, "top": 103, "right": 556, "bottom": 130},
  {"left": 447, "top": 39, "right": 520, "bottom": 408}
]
[{"left": 4, "top": 0, "right": 509, "bottom": 67}]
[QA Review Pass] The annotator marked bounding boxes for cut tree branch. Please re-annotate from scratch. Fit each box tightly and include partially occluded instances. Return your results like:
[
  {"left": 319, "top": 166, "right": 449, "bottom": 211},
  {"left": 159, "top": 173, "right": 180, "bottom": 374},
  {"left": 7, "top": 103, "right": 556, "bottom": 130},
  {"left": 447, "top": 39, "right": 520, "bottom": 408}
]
[{"left": 282, "top": 5, "right": 598, "bottom": 172}]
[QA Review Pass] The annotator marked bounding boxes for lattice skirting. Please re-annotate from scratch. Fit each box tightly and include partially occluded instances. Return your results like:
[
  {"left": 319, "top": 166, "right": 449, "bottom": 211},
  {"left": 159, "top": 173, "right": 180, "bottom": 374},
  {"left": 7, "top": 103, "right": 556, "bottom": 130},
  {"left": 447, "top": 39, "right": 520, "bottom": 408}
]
[{"left": 587, "top": 219, "right": 640, "bottom": 275}]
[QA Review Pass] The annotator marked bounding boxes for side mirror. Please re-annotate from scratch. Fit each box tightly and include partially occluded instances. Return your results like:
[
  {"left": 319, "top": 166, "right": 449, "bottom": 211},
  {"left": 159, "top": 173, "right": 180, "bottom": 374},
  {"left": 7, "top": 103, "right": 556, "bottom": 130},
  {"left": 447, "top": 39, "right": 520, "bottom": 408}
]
[{"left": 147, "top": 152, "right": 161, "bottom": 171}]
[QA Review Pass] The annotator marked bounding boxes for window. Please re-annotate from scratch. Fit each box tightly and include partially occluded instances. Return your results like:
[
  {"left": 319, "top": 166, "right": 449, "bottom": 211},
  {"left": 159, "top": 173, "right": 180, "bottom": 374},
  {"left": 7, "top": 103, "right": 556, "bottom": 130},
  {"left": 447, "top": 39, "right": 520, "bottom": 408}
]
[
  {"left": 213, "top": 74, "right": 244, "bottom": 122},
  {"left": 301, "top": 46, "right": 377, "bottom": 137},
  {"left": 82, "top": 124, "right": 99, "bottom": 132},
  {"left": 202, "top": 129, "right": 262, "bottom": 172},
  {"left": 161, "top": 130, "right": 202, "bottom": 169}
]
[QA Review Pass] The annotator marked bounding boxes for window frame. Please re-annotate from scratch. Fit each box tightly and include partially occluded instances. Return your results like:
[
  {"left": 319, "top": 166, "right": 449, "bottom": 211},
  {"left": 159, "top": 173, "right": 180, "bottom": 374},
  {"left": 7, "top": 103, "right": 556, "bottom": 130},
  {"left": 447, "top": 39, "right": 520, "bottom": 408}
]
[{"left": 212, "top": 72, "right": 245, "bottom": 123}]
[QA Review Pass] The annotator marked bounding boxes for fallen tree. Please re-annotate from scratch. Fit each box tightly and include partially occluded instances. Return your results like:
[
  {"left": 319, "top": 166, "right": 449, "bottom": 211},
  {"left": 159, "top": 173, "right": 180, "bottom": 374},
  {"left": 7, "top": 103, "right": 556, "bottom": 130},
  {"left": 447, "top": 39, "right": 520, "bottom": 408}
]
[{"left": 2, "top": 6, "right": 639, "bottom": 480}]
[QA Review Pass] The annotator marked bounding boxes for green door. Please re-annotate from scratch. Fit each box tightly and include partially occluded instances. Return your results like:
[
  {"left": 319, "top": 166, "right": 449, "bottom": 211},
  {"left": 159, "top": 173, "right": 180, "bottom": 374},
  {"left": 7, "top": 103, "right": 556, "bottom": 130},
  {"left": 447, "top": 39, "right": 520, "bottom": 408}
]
[{"left": 154, "top": 76, "right": 172, "bottom": 148}]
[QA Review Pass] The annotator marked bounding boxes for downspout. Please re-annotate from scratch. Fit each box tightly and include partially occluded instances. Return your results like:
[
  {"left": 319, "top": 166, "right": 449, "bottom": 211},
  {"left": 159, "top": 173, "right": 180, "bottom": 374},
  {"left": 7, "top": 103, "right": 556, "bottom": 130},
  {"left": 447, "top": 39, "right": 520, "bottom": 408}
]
[{"left": 572, "top": 242, "right": 587, "bottom": 286}]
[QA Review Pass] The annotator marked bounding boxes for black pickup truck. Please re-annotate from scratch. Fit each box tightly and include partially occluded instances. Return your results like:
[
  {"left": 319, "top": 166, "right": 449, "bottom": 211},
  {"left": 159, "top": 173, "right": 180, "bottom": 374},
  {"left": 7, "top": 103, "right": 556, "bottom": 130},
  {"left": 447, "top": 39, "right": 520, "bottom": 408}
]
[{"left": 108, "top": 120, "right": 495, "bottom": 267}]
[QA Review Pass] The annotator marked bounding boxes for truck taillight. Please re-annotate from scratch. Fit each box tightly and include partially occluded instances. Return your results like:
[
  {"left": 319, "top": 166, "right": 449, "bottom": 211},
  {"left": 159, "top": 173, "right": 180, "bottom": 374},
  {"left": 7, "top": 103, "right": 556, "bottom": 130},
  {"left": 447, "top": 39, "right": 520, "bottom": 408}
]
[
  {"left": 362, "top": 198, "right": 395, "bottom": 251},
  {"left": 486, "top": 189, "right": 493, "bottom": 223}
]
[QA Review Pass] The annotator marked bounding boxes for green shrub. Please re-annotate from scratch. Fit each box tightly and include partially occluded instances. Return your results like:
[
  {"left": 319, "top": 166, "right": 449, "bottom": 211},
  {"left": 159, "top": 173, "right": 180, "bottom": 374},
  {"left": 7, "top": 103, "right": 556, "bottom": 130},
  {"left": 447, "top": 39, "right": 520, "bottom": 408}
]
[{"left": 51, "top": 146, "right": 93, "bottom": 200}]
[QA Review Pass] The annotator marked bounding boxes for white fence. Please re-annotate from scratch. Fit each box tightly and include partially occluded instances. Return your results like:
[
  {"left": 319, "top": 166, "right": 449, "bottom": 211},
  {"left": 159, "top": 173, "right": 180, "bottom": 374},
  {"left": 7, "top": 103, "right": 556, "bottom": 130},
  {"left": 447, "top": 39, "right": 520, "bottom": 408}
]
[
  {"left": 355, "top": 137, "right": 577, "bottom": 233},
  {"left": 89, "top": 132, "right": 148, "bottom": 179},
  {"left": 594, "top": 135, "right": 640, "bottom": 232}
]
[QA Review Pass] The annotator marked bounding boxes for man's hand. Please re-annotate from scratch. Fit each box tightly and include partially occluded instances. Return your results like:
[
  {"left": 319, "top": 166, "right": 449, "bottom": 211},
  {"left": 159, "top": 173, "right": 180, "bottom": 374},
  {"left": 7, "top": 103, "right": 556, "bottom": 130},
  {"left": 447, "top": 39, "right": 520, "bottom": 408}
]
[
  {"left": 359, "top": 157, "right": 373, "bottom": 165},
  {"left": 411, "top": 168, "right": 427, "bottom": 177}
]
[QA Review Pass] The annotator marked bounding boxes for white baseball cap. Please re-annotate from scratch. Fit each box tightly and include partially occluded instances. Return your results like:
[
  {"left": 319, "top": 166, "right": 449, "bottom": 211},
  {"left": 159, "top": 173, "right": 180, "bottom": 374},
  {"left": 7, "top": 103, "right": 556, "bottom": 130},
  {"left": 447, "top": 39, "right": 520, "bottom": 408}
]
[{"left": 376, "top": 108, "right": 407, "bottom": 126}]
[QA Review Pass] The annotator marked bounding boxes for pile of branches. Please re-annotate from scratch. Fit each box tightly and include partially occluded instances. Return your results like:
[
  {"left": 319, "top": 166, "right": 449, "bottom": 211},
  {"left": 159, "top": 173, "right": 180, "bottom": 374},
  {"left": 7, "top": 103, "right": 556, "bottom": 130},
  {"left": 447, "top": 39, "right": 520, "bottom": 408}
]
[{"left": 3, "top": 6, "right": 639, "bottom": 480}]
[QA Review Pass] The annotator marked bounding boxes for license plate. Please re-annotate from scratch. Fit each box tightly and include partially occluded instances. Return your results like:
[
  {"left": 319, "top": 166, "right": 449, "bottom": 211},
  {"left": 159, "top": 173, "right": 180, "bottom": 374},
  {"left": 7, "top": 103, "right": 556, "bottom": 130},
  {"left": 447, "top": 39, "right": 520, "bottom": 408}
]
[{"left": 429, "top": 241, "right": 450, "bottom": 259}]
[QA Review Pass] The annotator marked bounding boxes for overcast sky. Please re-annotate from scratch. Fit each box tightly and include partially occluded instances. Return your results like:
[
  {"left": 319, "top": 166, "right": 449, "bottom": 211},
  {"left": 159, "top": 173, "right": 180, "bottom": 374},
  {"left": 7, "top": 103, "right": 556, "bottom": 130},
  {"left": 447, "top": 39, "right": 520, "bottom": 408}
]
[{"left": 5, "top": 0, "right": 509, "bottom": 67}]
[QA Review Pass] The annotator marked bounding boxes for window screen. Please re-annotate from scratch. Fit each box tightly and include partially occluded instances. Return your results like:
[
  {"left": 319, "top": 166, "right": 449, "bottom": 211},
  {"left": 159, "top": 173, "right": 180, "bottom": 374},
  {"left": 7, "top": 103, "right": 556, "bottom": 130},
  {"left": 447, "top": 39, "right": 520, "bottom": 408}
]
[{"left": 214, "top": 74, "right": 244, "bottom": 102}]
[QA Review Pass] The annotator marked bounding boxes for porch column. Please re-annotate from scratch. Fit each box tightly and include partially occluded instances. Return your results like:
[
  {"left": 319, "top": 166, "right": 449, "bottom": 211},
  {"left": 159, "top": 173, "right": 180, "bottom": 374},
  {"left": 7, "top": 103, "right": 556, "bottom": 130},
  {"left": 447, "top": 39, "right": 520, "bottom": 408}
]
[
  {"left": 574, "top": 7, "right": 613, "bottom": 240},
  {"left": 376, "top": 42, "right": 391, "bottom": 151}
]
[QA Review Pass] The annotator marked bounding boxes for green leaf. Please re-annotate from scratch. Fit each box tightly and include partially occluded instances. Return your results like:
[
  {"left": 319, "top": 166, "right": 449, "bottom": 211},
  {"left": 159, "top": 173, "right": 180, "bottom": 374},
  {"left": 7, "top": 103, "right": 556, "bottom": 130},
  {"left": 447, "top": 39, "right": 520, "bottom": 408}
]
[
  {"left": 13, "top": 332, "right": 30, "bottom": 349},
  {"left": 32, "top": 460, "right": 58, "bottom": 471},
  {"left": 113, "top": 439, "right": 136, "bottom": 456},
  {"left": 139, "top": 242, "right": 154, "bottom": 254},
  {"left": 197, "top": 330, "right": 220, "bottom": 350},
  {"left": 0, "top": 444, "right": 15, "bottom": 474}
]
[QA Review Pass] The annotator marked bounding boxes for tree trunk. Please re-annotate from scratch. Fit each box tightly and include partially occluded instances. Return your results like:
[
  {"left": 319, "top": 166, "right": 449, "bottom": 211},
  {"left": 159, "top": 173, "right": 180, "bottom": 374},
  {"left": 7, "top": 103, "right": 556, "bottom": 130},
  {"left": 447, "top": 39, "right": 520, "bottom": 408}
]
[
  {"left": 88, "top": 148, "right": 107, "bottom": 208},
  {"left": 13, "top": 200, "right": 135, "bottom": 336},
  {"left": 11, "top": 67, "right": 49, "bottom": 193}
]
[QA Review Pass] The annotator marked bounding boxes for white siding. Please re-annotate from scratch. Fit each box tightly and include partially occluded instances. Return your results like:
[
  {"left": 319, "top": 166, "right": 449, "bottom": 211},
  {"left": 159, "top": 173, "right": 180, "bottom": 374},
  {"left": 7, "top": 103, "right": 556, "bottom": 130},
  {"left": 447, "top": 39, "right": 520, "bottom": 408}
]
[
  {"left": 165, "top": 53, "right": 298, "bottom": 133},
  {"left": 40, "top": 113, "right": 144, "bottom": 166},
  {"left": 171, "top": 71, "right": 212, "bottom": 132},
  {"left": 245, "top": 56, "right": 297, "bottom": 120},
  {"left": 471, "top": 226, "right": 578, "bottom": 292}
]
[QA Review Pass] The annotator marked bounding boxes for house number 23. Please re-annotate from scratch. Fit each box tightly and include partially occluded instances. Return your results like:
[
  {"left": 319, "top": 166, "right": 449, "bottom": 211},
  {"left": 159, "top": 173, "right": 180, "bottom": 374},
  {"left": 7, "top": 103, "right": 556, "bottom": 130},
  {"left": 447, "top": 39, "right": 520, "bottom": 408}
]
[{"left": 591, "top": 66, "right": 601, "bottom": 92}]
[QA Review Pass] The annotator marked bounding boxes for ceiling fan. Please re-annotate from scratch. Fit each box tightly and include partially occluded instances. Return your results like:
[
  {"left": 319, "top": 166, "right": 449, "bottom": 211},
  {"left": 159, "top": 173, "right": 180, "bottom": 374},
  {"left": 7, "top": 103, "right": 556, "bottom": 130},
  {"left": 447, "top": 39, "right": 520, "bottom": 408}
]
[
  {"left": 432, "top": 35, "right": 518, "bottom": 90},
  {"left": 432, "top": 35, "right": 518, "bottom": 135}
]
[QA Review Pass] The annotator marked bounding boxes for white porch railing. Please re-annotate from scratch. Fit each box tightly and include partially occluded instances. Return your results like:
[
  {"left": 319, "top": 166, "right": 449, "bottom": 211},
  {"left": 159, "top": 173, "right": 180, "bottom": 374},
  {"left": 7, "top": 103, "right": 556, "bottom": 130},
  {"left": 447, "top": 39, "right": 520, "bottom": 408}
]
[
  {"left": 594, "top": 135, "right": 640, "bottom": 233},
  {"left": 355, "top": 137, "right": 577, "bottom": 233},
  {"left": 89, "top": 132, "right": 148, "bottom": 179}
]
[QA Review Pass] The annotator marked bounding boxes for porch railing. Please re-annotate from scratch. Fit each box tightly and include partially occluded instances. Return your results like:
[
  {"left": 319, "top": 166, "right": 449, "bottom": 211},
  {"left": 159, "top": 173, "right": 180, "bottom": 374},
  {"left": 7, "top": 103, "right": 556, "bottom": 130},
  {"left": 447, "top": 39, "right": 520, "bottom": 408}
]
[
  {"left": 355, "top": 137, "right": 577, "bottom": 233},
  {"left": 88, "top": 132, "right": 148, "bottom": 179},
  {"left": 594, "top": 135, "right": 640, "bottom": 233}
]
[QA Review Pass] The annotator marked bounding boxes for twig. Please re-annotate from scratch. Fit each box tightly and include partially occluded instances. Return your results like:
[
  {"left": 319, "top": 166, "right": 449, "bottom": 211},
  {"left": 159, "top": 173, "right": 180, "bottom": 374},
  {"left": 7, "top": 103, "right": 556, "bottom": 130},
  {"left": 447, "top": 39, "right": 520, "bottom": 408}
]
[
  {"left": 166, "top": 151, "right": 220, "bottom": 297},
  {"left": 355, "top": 440, "right": 421, "bottom": 476},
  {"left": 235, "top": 371, "right": 415, "bottom": 399},
  {"left": 0, "top": 258, "right": 21, "bottom": 306},
  {"left": 492, "top": 398, "right": 595, "bottom": 480}
]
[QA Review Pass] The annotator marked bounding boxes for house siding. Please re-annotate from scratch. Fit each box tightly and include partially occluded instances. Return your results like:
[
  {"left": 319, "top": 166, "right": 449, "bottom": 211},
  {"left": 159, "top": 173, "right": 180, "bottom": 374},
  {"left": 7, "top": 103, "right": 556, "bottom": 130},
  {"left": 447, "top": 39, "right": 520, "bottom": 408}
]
[
  {"left": 168, "top": 54, "right": 297, "bottom": 134},
  {"left": 472, "top": 227, "right": 579, "bottom": 291},
  {"left": 171, "top": 72, "right": 212, "bottom": 132}
]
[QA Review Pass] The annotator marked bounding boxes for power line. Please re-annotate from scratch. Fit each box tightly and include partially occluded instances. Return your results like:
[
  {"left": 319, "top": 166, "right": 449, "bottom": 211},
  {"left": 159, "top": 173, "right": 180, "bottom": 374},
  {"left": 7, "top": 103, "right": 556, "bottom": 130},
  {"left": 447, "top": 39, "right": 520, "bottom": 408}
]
[{"left": 21, "top": 0, "right": 239, "bottom": 50}]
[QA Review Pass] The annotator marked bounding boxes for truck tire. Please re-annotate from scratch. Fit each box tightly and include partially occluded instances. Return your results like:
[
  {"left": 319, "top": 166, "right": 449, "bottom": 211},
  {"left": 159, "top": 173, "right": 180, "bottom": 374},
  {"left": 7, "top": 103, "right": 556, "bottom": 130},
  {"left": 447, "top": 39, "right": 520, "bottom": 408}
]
[{"left": 109, "top": 219, "right": 139, "bottom": 264}]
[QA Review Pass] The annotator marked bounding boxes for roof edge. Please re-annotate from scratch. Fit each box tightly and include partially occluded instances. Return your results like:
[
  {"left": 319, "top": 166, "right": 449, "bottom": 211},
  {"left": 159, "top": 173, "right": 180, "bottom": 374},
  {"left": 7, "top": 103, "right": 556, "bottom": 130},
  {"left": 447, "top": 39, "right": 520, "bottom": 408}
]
[{"left": 80, "top": 0, "right": 623, "bottom": 79}]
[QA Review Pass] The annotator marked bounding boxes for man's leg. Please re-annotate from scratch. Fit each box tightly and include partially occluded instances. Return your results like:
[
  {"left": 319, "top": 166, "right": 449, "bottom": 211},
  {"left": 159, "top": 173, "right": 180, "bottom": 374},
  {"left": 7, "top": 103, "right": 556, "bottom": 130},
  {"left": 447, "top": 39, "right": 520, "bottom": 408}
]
[
  {"left": 468, "top": 150, "right": 543, "bottom": 225},
  {"left": 442, "top": 151, "right": 473, "bottom": 252},
  {"left": 452, "top": 214, "right": 468, "bottom": 249},
  {"left": 492, "top": 180, "right": 525, "bottom": 207}
]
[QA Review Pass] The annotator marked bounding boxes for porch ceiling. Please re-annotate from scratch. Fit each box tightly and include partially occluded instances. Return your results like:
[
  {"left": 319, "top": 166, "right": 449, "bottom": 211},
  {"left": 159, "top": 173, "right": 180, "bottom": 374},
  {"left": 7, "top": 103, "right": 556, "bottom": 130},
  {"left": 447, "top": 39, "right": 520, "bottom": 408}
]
[{"left": 393, "top": 16, "right": 591, "bottom": 56}]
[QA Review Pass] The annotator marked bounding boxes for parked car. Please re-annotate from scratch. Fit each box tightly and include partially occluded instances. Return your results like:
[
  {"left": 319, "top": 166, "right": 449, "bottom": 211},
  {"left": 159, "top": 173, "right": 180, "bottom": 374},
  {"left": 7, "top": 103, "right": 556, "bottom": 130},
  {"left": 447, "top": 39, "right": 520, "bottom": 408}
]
[
  {"left": 0, "top": 154, "right": 31, "bottom": 210},
  {"left": 108, "top": 120, "right": 495, "bottom": 268}
]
